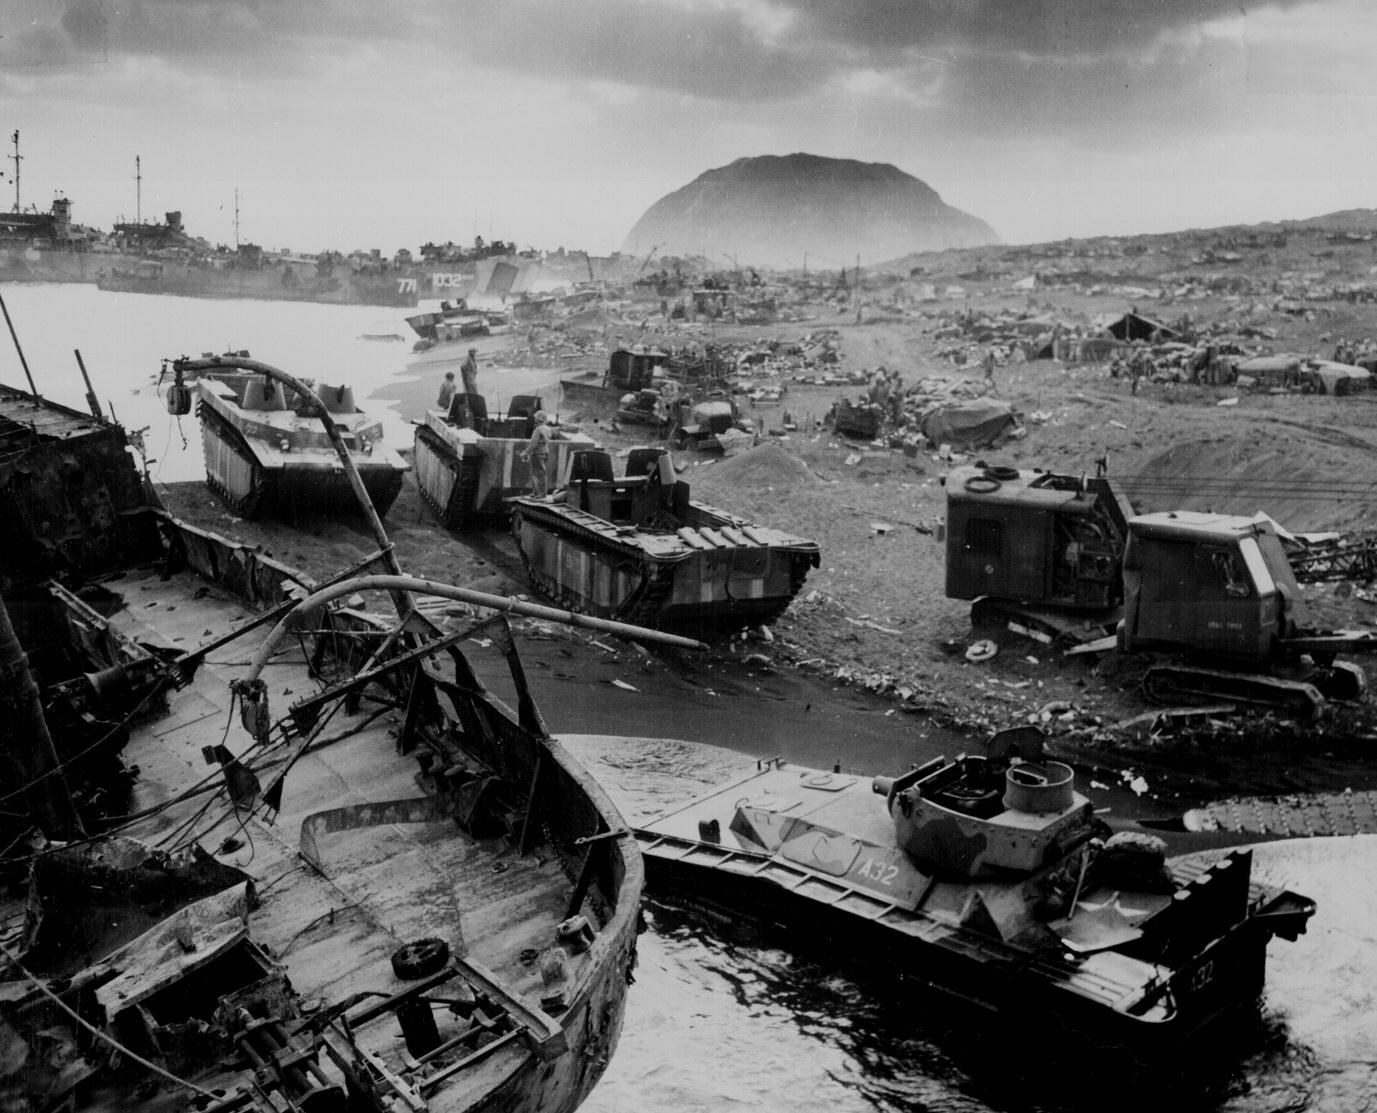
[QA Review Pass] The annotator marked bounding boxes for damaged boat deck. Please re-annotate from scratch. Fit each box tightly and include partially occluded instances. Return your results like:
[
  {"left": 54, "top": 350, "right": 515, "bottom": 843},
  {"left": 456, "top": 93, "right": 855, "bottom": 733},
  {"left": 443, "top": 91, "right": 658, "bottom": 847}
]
[{"left": 81, "top": 564, "right": 625, "bottom": 1108}]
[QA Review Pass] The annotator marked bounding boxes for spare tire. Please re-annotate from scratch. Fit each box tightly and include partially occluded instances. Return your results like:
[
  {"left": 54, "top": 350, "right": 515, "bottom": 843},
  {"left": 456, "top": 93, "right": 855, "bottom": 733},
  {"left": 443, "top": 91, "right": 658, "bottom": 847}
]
[{"left": 391, "top": 937, "right": 450, "bottom": 980}]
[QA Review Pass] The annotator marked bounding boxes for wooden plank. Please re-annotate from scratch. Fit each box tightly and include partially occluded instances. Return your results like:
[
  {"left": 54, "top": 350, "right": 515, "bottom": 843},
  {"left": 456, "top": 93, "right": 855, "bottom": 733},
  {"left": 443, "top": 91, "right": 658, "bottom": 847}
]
[{"left": 676, "top": 528, "right": 714, "bottom": 550}]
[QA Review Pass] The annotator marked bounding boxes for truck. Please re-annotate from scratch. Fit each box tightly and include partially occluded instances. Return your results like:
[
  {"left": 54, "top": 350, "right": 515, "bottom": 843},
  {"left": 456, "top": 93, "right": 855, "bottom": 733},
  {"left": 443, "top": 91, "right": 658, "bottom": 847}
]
[{"left": 559, "top": 345, "right": 733, "bottom": 416}]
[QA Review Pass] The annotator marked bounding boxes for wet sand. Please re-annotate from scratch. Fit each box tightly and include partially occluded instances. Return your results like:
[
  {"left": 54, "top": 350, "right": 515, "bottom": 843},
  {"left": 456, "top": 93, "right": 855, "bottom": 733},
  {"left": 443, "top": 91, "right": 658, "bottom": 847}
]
[{"left": 369, "top": 333, "right": 574, "bottom": 424}]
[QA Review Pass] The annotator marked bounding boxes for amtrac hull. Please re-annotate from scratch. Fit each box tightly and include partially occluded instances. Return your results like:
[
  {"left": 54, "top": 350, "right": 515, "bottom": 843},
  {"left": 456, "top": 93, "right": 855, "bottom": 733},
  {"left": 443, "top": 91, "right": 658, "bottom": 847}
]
[
  {"left": 508, "top": 452, "right": 819, "bottom": 633},
  {"left": 413, "top": 409, "right": 595, "bottom": 530},
  {"left": 196, "top": 375, "right": 409, "bottom": 518},
  {"left": 635, "top": 750, "right": 1314, "bottom": 1069}
]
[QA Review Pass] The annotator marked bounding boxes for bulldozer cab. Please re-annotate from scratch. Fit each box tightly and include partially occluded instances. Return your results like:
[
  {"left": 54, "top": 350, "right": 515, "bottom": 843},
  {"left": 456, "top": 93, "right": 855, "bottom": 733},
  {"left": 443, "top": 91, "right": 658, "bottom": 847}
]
[
  {"left": 608, "top": 347, "right": 668, "bottom": 391},
  {"left": 944, "top": 465, "right": 1131, "bottom": 612},
  {"left": 1118, "top": 512, "right": 1304, "bottom": 661}
]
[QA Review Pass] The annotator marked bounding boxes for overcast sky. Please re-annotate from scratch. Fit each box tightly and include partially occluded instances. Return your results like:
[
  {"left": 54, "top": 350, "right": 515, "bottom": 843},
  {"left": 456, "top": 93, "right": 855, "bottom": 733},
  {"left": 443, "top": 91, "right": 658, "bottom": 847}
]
[{"left": 2, "top": 0, "right": 1373, "bottom": 259}]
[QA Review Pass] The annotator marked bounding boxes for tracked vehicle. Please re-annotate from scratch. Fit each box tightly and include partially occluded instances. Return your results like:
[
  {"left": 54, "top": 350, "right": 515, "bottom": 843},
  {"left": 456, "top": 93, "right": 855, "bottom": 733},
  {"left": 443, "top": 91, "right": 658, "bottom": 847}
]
[
  {"left": 171, "top": 354, "right": 409, "bottom": 518},
  {"left": 413, "top": 393, "right": 596, "bottom": 529},
  {"left": 560, "top": 346, "right": 733, "bottom": 415},
  {"left": 635, "top": 727, "right": 1314, "bottom": 1061},
  {"left": 508, "top": 448, "right": 819, "bottom": 633},
  {"left": 944, "top": 463, "right": 1377, "bottom": 715},
  {"left": 1118, "top": 511, "right": 1377, "bottom": 717}
]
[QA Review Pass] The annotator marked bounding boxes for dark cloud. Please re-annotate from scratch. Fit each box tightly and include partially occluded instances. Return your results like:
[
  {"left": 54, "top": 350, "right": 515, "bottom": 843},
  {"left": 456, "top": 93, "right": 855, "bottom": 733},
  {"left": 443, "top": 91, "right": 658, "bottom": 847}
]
[
  {"left": 4, "top": 1, "right": 399, "bottom": 72},
  {"left": 0, "top": 0, "right": 1336, "bottom": 132},
  {"left": 432, "top": 0, "right": 826, "bottom": 101},
  {"left": 784, "top": 1, "right": 1307, "bottom": 60}
]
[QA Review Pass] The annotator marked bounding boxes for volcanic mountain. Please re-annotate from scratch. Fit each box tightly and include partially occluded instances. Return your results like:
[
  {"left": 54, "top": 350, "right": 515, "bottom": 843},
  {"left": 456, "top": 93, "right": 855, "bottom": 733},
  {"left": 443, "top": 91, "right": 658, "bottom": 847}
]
[{"left": 621, "top": 153, "right": 999, "bottom": 269}]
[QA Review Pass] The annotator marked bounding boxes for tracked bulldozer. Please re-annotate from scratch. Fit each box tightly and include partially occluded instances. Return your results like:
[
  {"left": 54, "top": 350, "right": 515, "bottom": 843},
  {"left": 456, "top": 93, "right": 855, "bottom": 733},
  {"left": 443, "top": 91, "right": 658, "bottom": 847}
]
[
  {"left": 1117, "top": 511, "right": 1376, "bottom": 718},
  {"left": 944, "top": 463, "right": 1377, "bottom": 717}
]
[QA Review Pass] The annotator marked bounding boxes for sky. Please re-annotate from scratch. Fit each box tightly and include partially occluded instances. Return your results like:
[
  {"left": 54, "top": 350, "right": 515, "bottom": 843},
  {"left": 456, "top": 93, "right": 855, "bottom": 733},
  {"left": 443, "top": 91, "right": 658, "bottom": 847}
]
[{"left": 1, "top": 0, "right": 1374, "bottom": 260}]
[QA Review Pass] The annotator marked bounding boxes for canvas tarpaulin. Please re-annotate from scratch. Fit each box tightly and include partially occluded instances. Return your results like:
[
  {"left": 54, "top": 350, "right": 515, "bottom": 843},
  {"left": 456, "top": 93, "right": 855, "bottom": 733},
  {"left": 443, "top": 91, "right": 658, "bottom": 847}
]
[{"left": 918, "top": 398, "right": 1021, "bottom": 450}]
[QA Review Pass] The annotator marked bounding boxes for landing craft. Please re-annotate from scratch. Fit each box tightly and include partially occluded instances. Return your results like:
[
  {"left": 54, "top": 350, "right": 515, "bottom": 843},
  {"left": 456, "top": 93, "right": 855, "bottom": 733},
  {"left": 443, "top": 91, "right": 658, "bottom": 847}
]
[
  {"left": 509, "top": 447, "right": 819, "bottom": 633},
  {"left": 413, "top": 393, "right": 596, "bottom": 529},
  {"left": 167, "top": 353, "right": 410, "bottom": 519},
  {"left": 635, "top": 727, "right": 1315, "bottom": 1064}
]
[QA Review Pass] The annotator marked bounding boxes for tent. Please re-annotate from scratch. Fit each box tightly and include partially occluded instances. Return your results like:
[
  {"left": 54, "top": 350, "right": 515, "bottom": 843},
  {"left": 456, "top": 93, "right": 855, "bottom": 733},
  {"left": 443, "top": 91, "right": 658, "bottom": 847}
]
[{"left": 1097, "top": 311, "right": 1179, "bottom": 343}]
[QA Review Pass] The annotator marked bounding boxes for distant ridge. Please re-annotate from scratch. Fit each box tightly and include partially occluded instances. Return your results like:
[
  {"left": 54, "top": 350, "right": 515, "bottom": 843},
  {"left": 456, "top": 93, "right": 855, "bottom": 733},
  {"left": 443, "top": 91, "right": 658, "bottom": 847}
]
[{"left": 621, "top": 153, "right": 999, "bottom": 269}]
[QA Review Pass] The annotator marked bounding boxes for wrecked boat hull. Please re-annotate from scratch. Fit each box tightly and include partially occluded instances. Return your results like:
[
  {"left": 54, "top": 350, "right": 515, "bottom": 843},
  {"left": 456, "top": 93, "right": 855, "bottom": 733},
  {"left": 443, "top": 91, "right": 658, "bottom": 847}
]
[
  {"left": 0, "top": 370, "right": 644, "bottom": 1113},
  {"left": 18, "top": 534, "right": 644, "bottom": 1113}
]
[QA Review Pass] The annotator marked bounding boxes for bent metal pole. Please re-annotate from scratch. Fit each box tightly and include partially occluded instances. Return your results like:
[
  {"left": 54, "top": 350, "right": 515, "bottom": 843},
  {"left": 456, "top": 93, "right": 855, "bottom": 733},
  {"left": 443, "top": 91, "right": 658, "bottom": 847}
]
[
  {"left": 173, "top": 355, "right": 409, "bottom": 613},
  {"left": 245, "top": 575, "right": 705, "bottom": 683}
]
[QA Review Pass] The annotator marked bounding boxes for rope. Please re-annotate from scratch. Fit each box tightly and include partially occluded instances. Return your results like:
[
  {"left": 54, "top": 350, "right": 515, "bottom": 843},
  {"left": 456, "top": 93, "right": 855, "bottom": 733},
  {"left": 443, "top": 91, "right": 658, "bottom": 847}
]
[{"left": 0, "top": 940, "right": 221, "bottom": 1100}]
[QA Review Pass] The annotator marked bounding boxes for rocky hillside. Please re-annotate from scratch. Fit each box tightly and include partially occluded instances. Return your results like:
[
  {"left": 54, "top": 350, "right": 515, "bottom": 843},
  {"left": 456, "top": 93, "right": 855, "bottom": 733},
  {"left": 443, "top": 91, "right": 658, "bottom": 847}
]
[{"left": 622, "top": 153, "right": 998, "bottom": 269}]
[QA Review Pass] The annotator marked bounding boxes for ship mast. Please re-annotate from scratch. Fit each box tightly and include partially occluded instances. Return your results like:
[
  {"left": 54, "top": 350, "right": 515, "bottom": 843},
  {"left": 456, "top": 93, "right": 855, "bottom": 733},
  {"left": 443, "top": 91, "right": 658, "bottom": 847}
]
[
  {"left": 135, "top": 155, "right": 141, "bottom": 224},
  {"left": 9, "top": 131, "right": 21, "bottom": 213},
  {"left": 234, "top": 187, "right": 239, "bottom": 248}
]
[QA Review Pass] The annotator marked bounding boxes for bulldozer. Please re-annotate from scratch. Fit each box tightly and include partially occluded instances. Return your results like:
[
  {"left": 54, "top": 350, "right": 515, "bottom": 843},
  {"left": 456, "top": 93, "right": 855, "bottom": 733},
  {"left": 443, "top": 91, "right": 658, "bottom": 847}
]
[
  {"left": 945, "top": 463, "right": 1377, "bottom": 717},
  {"left": 1117, "top": 510, "right": 1375, "bottom": 717}
]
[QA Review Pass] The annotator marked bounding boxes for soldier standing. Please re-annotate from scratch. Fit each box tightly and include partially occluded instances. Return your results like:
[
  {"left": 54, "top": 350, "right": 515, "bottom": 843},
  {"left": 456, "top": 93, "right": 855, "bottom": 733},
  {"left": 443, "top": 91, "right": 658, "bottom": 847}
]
[
  {"left": 520, "top": 411, "right": 554, "bottom": 498},
  {"left": 461, "top": 347, "right": 479, "bottom": 395},
  {"left": 437, "top": 371, "right": 458, "bottom": 411}
]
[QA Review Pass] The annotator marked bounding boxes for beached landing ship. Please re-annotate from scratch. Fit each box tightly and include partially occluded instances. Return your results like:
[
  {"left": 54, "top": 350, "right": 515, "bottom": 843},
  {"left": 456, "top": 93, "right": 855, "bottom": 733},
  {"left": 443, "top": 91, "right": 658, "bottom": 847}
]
[
  {"left": 413, "top": 394, "right": 595, "bottom": 529},
  {"left": 635, "top": 727, "right": 1314, "bottom": 1061},
  {"left": 508, "top": 448, "right": 820, "bottom": 633},
  {"left": 169, "top": 353, "right": 410, "bottom": 518}
]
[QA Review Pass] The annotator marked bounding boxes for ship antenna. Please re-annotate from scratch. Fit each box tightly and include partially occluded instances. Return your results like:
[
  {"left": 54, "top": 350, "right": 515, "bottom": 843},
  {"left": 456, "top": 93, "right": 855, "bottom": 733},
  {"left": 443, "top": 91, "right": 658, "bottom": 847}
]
[{"left": 9, "top": 131, "right": 21, "bottom": 214}]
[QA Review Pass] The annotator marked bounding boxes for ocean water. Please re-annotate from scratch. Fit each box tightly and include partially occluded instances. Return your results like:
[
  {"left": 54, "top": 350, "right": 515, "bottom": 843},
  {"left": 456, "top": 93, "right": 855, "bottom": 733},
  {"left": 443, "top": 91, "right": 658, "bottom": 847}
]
[
  {"left": 0, "top": 283, "right": 439, "bottom": 483},
  {"left": 4, "top": 284, "right": 1373, "bottom": 1113}
]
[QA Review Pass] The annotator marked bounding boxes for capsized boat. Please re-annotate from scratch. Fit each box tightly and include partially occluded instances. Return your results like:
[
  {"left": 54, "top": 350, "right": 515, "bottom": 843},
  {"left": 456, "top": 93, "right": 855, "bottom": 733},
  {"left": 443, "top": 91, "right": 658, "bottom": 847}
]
[
  {"left": 413, "top": 393, "right": 596, "bottom": 529},
  {"left": 169, "top": 352, "right": 410, "bottom": 518},
  {"left": 508, "top": 448, "right": 820, "bottom": 633},
  {"left": 634, "top": 727, "right": 1314, "bottom": 1059},
  {"left": 0, "top": 356, "right": 690, "bottom": 1113}
]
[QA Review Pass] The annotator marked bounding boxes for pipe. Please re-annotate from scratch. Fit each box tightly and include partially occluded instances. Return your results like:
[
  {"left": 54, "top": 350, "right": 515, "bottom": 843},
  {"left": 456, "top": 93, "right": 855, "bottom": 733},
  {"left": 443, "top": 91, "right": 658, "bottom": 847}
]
[
  {"left": 245, "top": 575, "right": 705, "bottom": 682},
  {"left": 0, "top": 291, "right": 39, "bottom": 397},
  {"left": 73, "top": 349, "right": 102, "bottom": 418}
]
